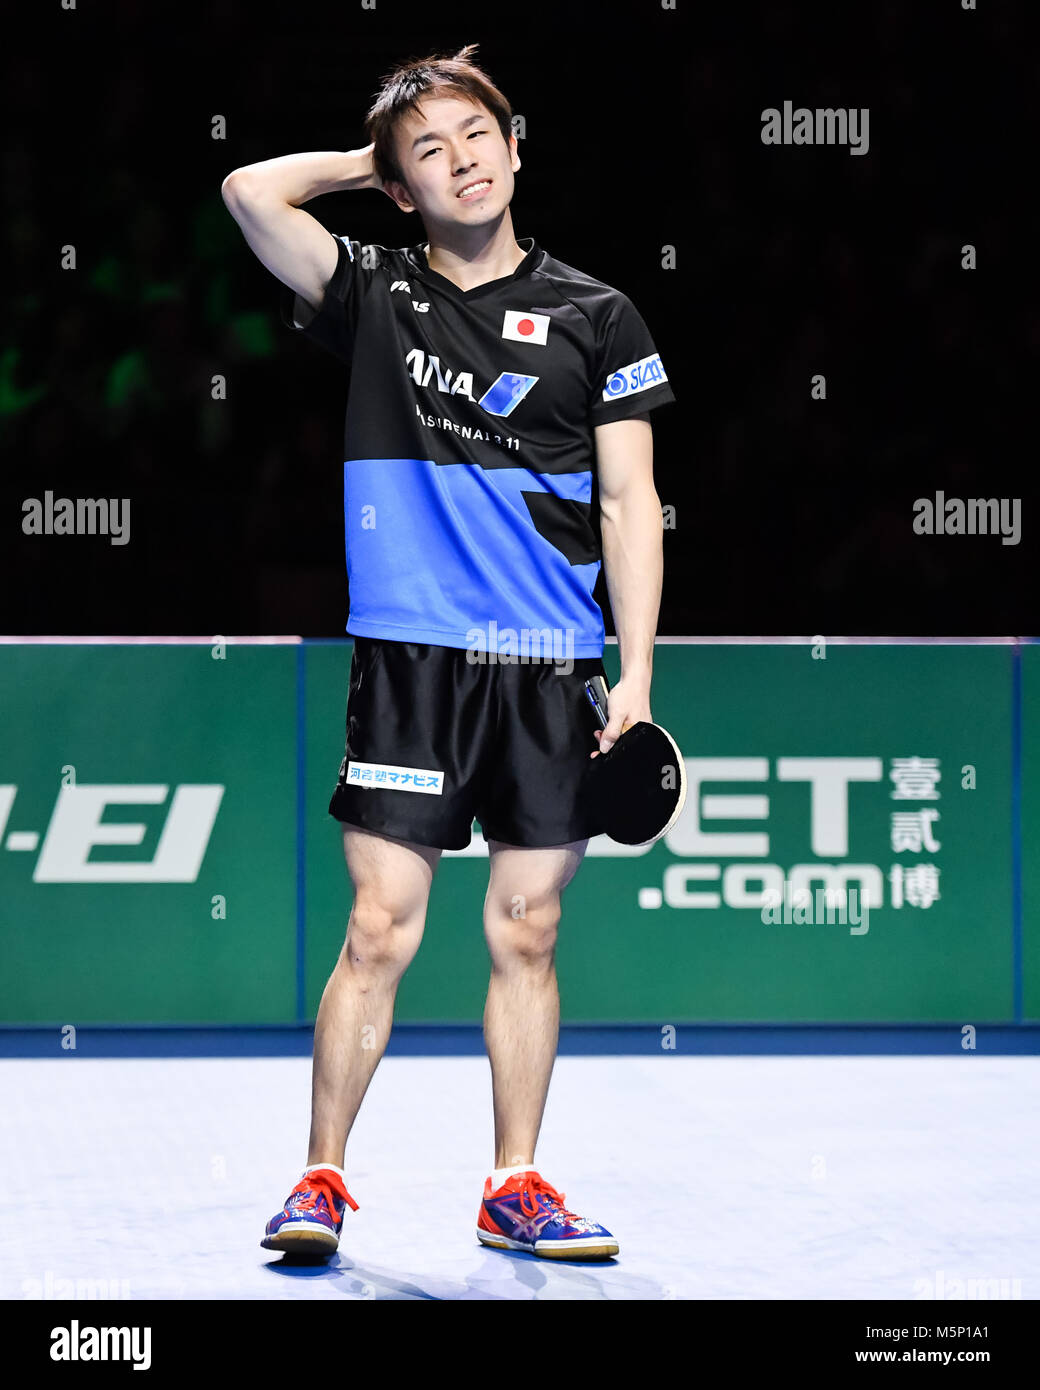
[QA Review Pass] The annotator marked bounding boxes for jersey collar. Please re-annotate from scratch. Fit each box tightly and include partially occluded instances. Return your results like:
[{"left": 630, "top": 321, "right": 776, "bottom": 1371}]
[{"left": 407, "top": 236, "right": 542, "bottom": 301}]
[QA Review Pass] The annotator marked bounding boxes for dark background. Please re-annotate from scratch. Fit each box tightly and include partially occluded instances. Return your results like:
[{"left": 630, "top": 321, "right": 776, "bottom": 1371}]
[{"left": 2, "top": 0, "right": 1031, "bottom": 636}]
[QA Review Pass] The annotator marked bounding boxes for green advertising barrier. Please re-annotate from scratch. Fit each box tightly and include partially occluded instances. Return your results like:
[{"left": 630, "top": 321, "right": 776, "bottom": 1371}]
[
  {"left": 0, "top": 639, "right": 1024, "bottom": 1026},
  {"left": 305, "top": 641, "right": 1015, "bottom": 1024},
  {"left": 0, "top": 644, "right": 298, "bottom": 1024},
  {"left": 1022, "top": 644, "right": 1039, "bottom": 1020}
]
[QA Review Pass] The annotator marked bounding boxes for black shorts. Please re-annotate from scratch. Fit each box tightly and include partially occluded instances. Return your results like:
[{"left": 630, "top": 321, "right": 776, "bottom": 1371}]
[{"left": 328, "top": 637, "right": 609, "bottom": 850}]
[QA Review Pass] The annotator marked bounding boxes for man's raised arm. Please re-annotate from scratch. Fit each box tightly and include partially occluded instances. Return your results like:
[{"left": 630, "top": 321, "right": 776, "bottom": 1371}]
[{"left": 220, "top": 143, "right": 385, "bottom": 315}]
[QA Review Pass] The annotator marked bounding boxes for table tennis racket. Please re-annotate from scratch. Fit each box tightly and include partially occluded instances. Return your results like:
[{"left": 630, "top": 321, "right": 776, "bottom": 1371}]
[{"left": 583, "top": 674, "right": 687, "bottom": 846}]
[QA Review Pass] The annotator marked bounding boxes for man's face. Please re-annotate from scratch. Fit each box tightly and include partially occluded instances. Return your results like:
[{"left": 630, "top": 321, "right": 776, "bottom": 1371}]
[{"left": 386, "top": 94, "right": 520, "bottom": 227}]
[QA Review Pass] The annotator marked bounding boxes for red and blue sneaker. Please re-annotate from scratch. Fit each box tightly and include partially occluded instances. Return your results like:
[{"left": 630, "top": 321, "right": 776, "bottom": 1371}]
[
  {"left": 261, "top": 1164, "right": 359, "bottom": 1255},
  {"left": 477, "top": 1169, "right": 619, "bottom": 1260}
]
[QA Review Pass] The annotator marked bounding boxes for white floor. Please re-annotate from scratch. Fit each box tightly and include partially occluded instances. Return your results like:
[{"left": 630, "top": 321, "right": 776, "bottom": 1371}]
[{"left": 1, "top": 1054, "right": 1035, "bottom": 1301}]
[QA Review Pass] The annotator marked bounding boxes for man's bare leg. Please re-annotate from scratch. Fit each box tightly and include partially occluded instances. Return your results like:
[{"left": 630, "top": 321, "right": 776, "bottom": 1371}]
[
  {"left": 307, "top": 825, "right": 440, "bottom": 1168},
  {"left": 481, "top": 839, "right": 587, "bottom": 1170}
]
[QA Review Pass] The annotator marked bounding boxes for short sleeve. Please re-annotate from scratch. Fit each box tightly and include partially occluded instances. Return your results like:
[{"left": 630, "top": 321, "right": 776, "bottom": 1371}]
[
  {"left": 279, "top": 233, "right": 360, "bottom": 364},
  {"left": 589, "top": 292, "right": 676, "bottom": 426}
]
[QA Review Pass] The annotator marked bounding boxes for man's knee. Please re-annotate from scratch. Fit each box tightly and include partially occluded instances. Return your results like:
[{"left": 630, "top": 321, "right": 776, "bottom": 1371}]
[
  {"left": 344, "top": 890, "right": 423, "bottom": 972},
  {"left": 485, "top": 895, "right": 561, "bottom": 966}
]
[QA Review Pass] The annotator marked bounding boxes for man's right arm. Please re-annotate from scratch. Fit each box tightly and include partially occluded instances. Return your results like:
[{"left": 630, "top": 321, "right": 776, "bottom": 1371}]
[{"left": 220, "top": 145, "right": 383, "bottom": 315}]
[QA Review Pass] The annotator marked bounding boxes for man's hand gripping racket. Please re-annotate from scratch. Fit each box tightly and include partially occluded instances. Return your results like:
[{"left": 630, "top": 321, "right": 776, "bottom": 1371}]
[{"left": 582, "top": 674, "right": 688, "bottom": 846}]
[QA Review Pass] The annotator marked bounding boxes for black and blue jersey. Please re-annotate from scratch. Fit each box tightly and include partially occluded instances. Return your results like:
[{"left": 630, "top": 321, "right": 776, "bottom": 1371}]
[{"left": 280, "top": 234, "right": 675, "bottom": 656}]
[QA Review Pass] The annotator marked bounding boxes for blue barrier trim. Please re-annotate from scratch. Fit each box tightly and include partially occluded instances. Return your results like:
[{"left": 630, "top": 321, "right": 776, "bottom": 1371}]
[{"left": 2, "top": 1024, "right": 1040, "bottom": 1058}]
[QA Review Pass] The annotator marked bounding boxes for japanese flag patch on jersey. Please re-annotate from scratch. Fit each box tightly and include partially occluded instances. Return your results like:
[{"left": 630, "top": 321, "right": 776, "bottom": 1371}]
[{"left": 502, "top": 309, "right": 550, "bottom": 345}]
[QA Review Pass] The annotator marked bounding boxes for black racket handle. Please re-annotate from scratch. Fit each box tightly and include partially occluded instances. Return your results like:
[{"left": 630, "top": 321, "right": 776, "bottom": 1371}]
[{"left": 583, "top": 675, "right": 610, "bottom": 729}]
